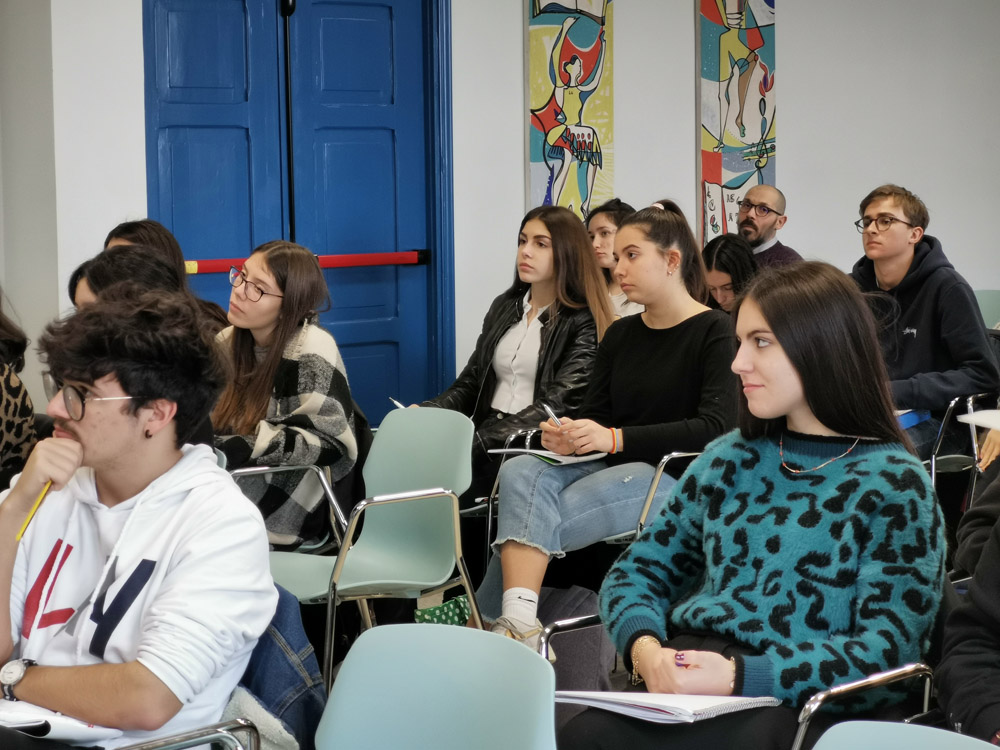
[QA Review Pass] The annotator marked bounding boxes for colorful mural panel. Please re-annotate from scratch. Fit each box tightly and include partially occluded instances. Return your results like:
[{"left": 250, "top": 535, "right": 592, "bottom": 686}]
[
  {"left": 528, "top": 0, "right": 613, "bottom": 218},
  {"left": 699, "top": 0, "right": 776, "bottom": 242}
]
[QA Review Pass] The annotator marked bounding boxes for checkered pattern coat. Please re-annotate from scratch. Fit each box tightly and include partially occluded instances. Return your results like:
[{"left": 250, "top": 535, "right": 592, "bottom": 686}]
[{"left": 216, "top": 322, "right": 358, "bottom": 547}]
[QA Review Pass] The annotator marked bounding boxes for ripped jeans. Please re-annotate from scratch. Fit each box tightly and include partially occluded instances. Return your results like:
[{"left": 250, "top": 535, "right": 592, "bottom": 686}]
[{"left": 475, "top": 455, "right": 677, "bottom": 620}]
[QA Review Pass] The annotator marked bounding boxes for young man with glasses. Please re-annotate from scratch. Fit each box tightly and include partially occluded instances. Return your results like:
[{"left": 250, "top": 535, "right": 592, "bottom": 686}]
[
  {"left": 735, "top": 184, "right": 803, "bottom": 267},
  {"left": 0, "top": 291, "right": 276, "bottom": 749},
  {"left": 850, "top": 183, "right": 998, "bottom": 460}
]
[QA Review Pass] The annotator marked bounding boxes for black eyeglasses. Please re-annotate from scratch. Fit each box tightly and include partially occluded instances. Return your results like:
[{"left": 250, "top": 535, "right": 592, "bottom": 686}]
[
  {"left": 42, "top": 372, "right": 134, "bottom": 422},
  {"left": 737, "top": 199, "right": 782, "bottom": 218},
  {"left": 854, "top": 215, "right": 915, "bottom": 233},
  {"left": 229, "top": 266, "right": 284, "bottom": 302}
]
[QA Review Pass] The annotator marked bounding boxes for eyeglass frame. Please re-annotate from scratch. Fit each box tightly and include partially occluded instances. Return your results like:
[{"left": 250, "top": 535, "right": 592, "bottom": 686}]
[
  {"left": 854, "top": 215, "right": 915, "bottom": 234},
  {"left": 737, "top": 199, "right": 783, "bottom": 218},
  {"left": 42, "top": 372, "right": 136, "bottom": 422},
  {"left": 228, "top": 266, "right": 285, "bottom": 302}
]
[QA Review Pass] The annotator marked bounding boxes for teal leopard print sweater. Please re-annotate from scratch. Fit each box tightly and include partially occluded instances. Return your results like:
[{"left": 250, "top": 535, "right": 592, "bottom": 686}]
[{"left": 600, "top": 430, "right": 946, "bottom": 708}]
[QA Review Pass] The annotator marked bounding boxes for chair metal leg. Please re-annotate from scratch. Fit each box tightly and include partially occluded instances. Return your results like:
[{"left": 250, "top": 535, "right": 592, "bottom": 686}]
[
  {"left": 323, "top": 593, "right": 338, "bottom": 693},
  {"left": 117, "top": 719, "right": 260, "bottom": 750},
  {"left": 358, "top": 598, "right": 374, "bottom": 629},
  {"left": 484, "top": 478, "right": 498, "bottom": 574},
  {"left": 457, "top": 554, "right": 485, "bottom": 629}
]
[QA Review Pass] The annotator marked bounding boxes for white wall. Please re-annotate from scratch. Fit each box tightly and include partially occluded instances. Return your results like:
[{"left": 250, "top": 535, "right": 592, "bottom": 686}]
[
  {"left": 0, "top": 0, "right": 146, "bottom": 401},
  {"left": 0, "top": 0, "right": 60, "bottom": 402},
  {"left": 50, "top": 0, "right": 147, "bottom": 312},
  {"left": 780, "top": 0, "right": 1000, "bottom": 280},
  {"left": 1, "top": 1, "right": 997, "bottom": 389}
]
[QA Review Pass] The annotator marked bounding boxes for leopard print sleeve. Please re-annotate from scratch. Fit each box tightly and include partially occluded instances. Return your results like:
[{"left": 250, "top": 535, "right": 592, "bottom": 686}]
[{"left": 0, "top": 364, "right": 37, "bottom": 490}]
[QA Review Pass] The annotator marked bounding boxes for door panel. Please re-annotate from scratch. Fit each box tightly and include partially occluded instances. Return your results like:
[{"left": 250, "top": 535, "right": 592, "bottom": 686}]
[
  {"left": 144, "top": 0, "right": 283, "bottom": 314},
  {"left": 289, "top": 0, "right": 430, "bottom": 422}
]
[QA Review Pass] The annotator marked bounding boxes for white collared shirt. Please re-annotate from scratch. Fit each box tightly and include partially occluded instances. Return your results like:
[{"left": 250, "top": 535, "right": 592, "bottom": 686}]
[
  {"left": 752, "top": 235, "right": 778, "bottom": 255},
  {"left": 490, "top": 292, "right": 549, "bottom": 414}
]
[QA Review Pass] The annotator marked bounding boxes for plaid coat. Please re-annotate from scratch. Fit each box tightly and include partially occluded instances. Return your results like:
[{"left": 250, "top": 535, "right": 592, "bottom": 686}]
[{"left": 216, "top": 322, "right": 358, "bottom": 547}]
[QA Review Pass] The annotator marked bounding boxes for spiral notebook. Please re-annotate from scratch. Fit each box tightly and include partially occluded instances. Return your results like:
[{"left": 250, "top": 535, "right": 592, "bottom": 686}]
[{"left": 555, "top": 691, "right": 781, "bottom": 724}]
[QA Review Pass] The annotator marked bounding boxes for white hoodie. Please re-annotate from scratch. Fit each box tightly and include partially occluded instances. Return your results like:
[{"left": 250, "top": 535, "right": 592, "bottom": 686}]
[{"left": 4, "top": 444, "right": 277, "bottom": 748}]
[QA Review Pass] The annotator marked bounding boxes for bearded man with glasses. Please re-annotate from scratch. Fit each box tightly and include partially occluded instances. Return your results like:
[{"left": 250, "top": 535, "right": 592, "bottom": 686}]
[
  {"left": 850, "top": 183, "right": 998, "bottom": 460},
  {"left": 0, "top": 291, "right": 276, "bottom": 749},
  {"left": 735, "top": 184, "right": 802, "bottom": 267}
]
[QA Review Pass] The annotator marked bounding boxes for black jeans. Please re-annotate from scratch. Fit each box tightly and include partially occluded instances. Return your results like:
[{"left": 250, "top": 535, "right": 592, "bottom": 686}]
[{"left": 557, "top": 632, "right": 907, "bottom": 750}]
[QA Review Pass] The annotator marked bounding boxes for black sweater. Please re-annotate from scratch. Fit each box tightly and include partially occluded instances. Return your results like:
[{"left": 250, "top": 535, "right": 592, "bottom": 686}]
[
  {"left": 580, "top": 309, "right": 738, "bottom": 465},
  {"left": 851, "top": 236, "right": 998, "bottom": 411}
]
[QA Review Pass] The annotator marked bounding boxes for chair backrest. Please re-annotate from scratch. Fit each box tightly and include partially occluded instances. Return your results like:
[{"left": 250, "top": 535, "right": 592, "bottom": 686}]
[
  {"left": 813, "top": 720, "right": 989, "bottom": 749},
  {"left": 316, "top": 624, "right": 557, "bottom": 750},
  {"left": 362, "top": 407, "right": 474, "bottom": 497},
  {"left": 337, "top": 490, "right": 466, "bottom": 595},
  {"left": 975, "top": 289, "right": 1000, "bottom": 330}
]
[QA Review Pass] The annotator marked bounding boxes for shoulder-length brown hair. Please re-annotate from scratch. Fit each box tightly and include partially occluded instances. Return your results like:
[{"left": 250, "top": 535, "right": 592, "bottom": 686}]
[
  {"left": 733, "top": 261, "right": 912, "bottom": 451},
  {"left": 508, "top": 206, "right": 613, "bottom": 339},
  {"left": 213, "top": 241, "right": 330, "bottom": 434}
]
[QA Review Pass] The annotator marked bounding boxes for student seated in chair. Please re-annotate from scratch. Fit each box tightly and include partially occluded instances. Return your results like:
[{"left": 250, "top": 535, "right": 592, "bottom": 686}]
[
  {"left": 422, "top": 205, "right": 613, "bottom": 503},
  {"left": 67, "top": 247, "right": 217, "bottom": 447},
  {"left": 849, "top": 184, "right": 998, "bottom": 460},
  {"left": 0, "top": 291, "right": 277, "bottom": 750},
  {"left": 561, "top": 263, "right": 946, "bottom": 750},
  {"left": 213, "top": 240, "right": 366, "bottom": 548},
  {"left": 478, "top": 201, "right": 737, "bottom": 648}
]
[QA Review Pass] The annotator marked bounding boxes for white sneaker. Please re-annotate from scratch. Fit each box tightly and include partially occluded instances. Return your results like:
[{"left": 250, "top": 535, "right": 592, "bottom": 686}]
[{"left": 490, "top": 616, "right": 556, "bottom": 662}]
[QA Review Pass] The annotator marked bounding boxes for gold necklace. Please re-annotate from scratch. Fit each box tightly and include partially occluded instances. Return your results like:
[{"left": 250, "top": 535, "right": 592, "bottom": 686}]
[{"left": 779, "top": 434, "right": 861, "bottom": 474}]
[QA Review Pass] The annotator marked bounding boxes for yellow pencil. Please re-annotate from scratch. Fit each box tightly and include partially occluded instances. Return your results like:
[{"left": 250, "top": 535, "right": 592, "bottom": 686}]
[{"left": 16, "top": 480, "right": 52, "bottom": 542}]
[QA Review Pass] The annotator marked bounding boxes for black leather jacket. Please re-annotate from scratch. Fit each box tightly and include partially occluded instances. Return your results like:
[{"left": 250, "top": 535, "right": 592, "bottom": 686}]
[{"left": 424, "top": 290, "right": 599, "bottom": 456}]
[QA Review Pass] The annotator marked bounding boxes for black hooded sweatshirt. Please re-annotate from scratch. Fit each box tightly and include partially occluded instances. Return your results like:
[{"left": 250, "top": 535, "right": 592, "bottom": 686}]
[{"left": 851, "top": 235, "right": 998, "bottom": 411}]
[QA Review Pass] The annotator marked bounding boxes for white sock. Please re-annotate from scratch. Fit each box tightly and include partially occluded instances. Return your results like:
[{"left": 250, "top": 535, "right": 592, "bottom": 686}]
[{"left": 501, "top": 587, "right": 539, "bottom": 629}]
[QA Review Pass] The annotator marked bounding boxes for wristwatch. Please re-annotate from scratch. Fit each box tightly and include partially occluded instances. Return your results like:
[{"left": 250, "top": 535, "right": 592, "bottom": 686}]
[{"left": 0, "top": 658, "right": 36, "bottom": 701}]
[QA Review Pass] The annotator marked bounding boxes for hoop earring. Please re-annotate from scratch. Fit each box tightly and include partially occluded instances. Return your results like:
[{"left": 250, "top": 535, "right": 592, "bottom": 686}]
[{"left": 144, "top": 429, "right": 153, "bottom": 439}]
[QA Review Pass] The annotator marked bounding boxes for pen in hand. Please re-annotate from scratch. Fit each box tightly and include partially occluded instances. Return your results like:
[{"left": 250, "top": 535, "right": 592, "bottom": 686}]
[
  {"left": 389, "top": 397, "right": 406, "bottom": 410},
  {"left": 543, "top": 403, "right": 562, "bottom": 426},
  {"left": 16, "top": 480, "right": 52, "bottom": 542}
]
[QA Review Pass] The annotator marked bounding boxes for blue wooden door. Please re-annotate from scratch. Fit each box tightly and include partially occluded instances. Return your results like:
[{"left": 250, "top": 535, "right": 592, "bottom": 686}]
[
  {"left": 143, "top": 0, "right": 284, "bottom": 283},
  {"left": 143, "top": 0, "right": 446, "bottom": 424},
  {"left": 288, "top": 0, "right": 431, "bottom": 423}
]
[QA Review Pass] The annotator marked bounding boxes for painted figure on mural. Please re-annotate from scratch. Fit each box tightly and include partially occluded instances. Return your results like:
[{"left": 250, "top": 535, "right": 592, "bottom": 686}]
[
  {"left": 699, "top": 0, "right": 776, "bottom": 242},
  {"left": 712, "top": 0, "right": 773, "bottom": 153},
  {"left": 530, "top": 4, "right": 607, "bottom": 216}
]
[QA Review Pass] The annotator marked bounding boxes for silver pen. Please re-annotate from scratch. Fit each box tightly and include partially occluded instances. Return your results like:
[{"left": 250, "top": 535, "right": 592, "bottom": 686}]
[{"left": 543, "top": 403, "right": 562, "bottom": 426}]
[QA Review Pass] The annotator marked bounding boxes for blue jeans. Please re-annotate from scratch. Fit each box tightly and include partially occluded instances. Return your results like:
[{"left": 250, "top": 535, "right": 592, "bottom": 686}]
[{"left": 475, "top": 455, "right": 677, "bottom": 620}]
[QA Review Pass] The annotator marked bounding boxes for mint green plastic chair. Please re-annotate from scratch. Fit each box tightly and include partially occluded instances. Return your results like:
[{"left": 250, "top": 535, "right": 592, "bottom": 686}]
[
  {"left": 317, "top": 623, "right": 557, "bottom": 750},
  {"left": 813, "top": 720, "right": 991, "bottom": 749},
  {"left": 266, "top": 407, "right": 481, "bottom": 688}
]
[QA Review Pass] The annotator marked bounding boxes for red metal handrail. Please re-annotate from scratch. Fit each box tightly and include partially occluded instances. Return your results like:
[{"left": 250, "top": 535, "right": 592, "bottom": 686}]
[{"left": 185, "top": 251, "right": 425, "bottom": 275}]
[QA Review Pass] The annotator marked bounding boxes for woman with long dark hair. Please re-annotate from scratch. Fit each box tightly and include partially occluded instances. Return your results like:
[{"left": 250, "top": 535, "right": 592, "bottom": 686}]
[
  {"left": 0, "top": 288, "right": 36, "bottom": 488},
  {"left": 586, "top": 198, "right": 641, "bottom": 318},
  {"left": 560, "top": 262, "right": 946, "bottom": 750},
  {"left": 423, "top": 205, "right": 613, "bottom": 498},
  {"left": 213, "top": 240, "right": 362, "bottom": 547},
  {"left": 702, "top": 232, "right": 758, "bottom": 313},
  {"left": 478, "top": 201, "right": 736, "bottom": 646}
]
